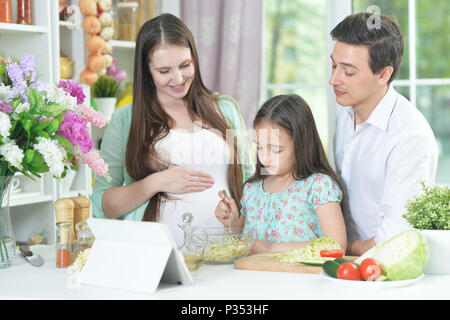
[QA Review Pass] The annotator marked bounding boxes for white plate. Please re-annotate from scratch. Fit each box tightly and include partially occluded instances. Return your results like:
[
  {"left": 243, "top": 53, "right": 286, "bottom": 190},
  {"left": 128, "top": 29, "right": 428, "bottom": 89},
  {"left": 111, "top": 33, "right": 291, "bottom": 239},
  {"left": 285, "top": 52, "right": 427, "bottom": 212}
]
[{"left": 320, "top": 271, "right": 424, "bottom": 289}]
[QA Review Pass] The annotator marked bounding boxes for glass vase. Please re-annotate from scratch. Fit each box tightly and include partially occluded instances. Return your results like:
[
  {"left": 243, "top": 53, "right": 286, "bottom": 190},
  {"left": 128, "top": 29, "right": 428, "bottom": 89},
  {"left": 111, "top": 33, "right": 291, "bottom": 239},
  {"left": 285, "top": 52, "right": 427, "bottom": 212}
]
[{"left": 0, "top": 175, "right": 16, "bottom": 268}]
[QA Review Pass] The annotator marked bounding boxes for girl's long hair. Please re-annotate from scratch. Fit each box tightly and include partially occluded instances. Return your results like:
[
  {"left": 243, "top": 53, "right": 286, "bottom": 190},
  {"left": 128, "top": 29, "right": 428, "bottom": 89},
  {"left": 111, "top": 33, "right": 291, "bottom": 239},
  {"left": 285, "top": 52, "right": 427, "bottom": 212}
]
[
  {"left": 126, "top": 13, "right": 243, "bottom": 221},
  {"left": 247, "top": 94, "right": 344, "bottom": 194}
]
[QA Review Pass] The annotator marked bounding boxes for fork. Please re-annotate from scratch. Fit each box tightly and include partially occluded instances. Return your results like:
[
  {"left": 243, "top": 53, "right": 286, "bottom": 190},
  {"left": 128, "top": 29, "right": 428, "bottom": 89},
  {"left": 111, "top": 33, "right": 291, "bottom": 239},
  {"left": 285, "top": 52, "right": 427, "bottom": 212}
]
[{"left": 221, "top": 189, "right": 233, "bottom": 235}]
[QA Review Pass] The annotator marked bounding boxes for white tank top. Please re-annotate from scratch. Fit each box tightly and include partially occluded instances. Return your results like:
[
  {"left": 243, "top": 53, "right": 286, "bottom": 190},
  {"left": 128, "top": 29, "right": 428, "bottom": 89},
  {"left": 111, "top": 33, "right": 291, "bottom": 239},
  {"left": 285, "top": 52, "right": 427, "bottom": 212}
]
[{"left": 155, "top": 128, "right": 232, "bottom": 247}]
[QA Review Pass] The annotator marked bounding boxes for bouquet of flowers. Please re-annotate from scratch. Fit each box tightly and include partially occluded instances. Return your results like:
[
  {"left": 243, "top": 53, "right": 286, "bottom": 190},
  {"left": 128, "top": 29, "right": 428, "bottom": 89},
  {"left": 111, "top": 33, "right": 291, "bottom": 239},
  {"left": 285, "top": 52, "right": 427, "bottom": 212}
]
[{"left": 0, "top": 54, "right": 110, "bottom": 182}]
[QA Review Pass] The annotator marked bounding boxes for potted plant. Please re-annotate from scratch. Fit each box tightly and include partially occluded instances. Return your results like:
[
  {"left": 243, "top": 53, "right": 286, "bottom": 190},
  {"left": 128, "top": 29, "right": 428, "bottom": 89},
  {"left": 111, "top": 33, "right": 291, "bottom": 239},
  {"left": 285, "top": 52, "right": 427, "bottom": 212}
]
[
  {"left": 91, "top": 74, "right": 123, "bottom": 122},
  {"left": 403, "top": 182, "right": 450, "bottom": 275}
]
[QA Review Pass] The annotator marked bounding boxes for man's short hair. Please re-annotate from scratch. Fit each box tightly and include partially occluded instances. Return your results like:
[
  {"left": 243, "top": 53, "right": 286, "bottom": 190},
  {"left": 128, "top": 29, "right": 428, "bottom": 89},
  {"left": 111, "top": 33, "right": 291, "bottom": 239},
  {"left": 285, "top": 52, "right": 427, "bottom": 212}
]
[{"left": 330, "top": 12, "right": 405, "bottom": 84}]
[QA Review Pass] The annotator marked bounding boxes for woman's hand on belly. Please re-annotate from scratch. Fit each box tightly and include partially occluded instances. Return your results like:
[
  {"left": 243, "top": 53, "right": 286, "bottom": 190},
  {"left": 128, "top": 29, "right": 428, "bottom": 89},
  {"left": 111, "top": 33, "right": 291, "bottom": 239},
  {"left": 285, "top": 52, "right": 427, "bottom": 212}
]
[{"left": 155, "top": 165, "right": 215, "bottom": 194}]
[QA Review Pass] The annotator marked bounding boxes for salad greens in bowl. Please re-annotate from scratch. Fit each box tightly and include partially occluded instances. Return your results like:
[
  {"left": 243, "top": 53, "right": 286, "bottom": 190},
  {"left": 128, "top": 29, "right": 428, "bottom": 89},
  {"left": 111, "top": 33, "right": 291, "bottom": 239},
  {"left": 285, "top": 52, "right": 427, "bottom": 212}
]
[{"left": 203, "top": 227, "right": 255, "bottom": 264}]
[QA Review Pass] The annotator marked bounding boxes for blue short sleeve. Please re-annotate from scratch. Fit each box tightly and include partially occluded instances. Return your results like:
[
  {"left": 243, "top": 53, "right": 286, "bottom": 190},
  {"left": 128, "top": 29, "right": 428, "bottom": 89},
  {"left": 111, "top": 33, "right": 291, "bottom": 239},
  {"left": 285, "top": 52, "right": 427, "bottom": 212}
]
[{"left": 306, "top": 173, "right": 343, "bottom": 211}]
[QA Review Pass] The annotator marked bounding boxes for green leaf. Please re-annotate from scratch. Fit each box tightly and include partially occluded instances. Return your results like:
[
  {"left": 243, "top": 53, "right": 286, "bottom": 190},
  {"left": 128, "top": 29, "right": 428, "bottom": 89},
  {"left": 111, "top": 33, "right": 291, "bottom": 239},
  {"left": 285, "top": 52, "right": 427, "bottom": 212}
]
[
  {"left": 48, "top": 118, "right": 60, "bottom": 134},
  {"left": 45, "top": 102, "right": 65, "bottom": 116},
  {"left": 56, "top": 112, "right": 66, "bottom": 123},
  {"left": 36, "top": 131, "right": 49, "bottom": 138},
  {"left": 24, "top": 149, "right": 35, "bottom": 163},
  {"left": 27, "top": 87, "right": 38, "bottom": 106},
  {"left": 12, "top": 99, "right": 21, "bottom": 111},
  {"left": 32, "top": 162, "right": 49, "bottom": 174},
  {"left": 30, "top": 151, "right": 44, "bottom": 167},
  {"left": 60, "top": 169, "right": 67, "bottom": 179},
  {"left": 53, "top": 134, "right": 73, "bottom": 149},
  {"left": 32, "top": 120, "right": 51, "bottom": 132},
  {"left": 22, "top": 119, "right": 33, "bottom": 135}
]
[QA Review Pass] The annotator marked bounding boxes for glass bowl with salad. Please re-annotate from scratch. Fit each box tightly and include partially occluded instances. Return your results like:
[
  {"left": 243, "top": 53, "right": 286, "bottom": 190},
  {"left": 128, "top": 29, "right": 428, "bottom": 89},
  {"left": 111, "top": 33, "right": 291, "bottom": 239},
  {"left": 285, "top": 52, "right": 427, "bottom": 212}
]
[{"left": 203, "top": 227, "right": 256, "bottom": 264}]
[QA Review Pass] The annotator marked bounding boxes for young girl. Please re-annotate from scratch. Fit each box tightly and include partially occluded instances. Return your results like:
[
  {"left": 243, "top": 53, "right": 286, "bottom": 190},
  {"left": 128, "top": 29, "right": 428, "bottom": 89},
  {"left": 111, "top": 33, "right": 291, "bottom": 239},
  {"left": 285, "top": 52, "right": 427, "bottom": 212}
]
[{"left": 215, "top": 94, "right": 347, "bottom": 254}]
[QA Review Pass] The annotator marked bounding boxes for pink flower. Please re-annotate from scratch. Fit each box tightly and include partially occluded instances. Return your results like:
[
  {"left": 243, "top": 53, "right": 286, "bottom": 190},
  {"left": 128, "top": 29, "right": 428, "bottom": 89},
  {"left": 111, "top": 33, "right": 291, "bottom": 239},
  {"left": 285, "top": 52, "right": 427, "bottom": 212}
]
[
  {"left": 58, "top": 80, "right": 86, "bottom": 105},
  {"left": 58, "top": 110, "right": 93, "bottom": 154},
  {"left": 79, "top": 150, "right": 111, "bottom": 182},
  {"left": 0, "top": 100, "right": 12, "bottom": 113},
  {"left": 77, "top": 105, "right": 106, "bottom": 128}
]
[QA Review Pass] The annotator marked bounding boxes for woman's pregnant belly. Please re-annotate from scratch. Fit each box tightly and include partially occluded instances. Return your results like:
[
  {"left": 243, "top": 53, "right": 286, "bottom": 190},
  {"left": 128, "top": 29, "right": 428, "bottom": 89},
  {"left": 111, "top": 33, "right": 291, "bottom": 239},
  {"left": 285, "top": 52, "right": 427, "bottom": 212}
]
[{"left": 159, "top": 163, "right": 231, "bottom": 247}]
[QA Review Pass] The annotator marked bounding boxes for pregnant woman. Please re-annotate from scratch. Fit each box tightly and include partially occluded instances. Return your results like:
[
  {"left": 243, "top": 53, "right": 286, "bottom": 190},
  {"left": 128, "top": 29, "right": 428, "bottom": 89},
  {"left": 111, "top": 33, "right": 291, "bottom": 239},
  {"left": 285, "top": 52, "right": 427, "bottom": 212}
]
[{"left": 90, "top": 13, "right": 254, "bottom": 246}]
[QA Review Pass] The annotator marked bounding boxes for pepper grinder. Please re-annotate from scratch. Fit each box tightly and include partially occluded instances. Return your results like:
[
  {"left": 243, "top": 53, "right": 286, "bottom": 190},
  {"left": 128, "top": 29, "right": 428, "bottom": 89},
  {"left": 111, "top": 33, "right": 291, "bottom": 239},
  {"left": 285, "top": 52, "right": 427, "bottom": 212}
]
[
  {"left": 72, "top": 196, "right": 91, "bottom": 240},
  {"left": 54, "top": 198, "right": 75, "bottom": 244}
]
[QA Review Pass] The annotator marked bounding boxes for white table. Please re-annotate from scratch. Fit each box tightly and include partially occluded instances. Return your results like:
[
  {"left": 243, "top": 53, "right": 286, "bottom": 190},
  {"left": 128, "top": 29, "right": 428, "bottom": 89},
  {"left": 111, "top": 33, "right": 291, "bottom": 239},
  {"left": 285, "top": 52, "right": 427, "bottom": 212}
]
[{"left": 0, "top": 245, "right": 449, "bottom": 300}]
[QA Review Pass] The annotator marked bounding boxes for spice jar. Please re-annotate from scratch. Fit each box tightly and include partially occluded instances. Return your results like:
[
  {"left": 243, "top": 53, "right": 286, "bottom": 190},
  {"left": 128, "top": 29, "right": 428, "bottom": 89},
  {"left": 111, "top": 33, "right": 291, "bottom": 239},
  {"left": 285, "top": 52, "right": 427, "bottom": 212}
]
[
  {"left": 117, "top": 2, "right": 138, "bottom": 41},
  {"left": 73, "top": 221, "right": 94, "bottom": 260},
  {"left": 56, "top": 222, "right": 72, "bottom": 268},
  {"left": 179, "top": 212, "right": 208, "bottom": 272},
  {"left": 54, "top": 198, "right": 76, "bottom": 244},
  {"left": 72, "top": 196, "right": 91, "bottom": 239},
  {"left": 0, "top": 0, "right": 13, "bottom": 23},
  {"left": 17, "top": 0, "right": 33, "bottom": 25}
]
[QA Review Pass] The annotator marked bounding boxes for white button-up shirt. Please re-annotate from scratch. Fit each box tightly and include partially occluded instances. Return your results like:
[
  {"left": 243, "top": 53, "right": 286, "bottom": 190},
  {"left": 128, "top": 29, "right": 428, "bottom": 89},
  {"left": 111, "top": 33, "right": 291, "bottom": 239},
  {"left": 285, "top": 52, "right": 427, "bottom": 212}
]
[{"left": 333, "top": 86, "right": 438, "bottom": 244}]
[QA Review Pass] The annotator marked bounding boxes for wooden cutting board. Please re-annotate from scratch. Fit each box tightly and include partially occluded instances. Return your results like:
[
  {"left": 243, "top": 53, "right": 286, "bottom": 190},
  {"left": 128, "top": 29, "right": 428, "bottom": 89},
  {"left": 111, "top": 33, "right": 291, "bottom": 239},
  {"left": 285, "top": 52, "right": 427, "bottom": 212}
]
[{"left": 234, "top": 253, "right": 357, "bottom": 274}]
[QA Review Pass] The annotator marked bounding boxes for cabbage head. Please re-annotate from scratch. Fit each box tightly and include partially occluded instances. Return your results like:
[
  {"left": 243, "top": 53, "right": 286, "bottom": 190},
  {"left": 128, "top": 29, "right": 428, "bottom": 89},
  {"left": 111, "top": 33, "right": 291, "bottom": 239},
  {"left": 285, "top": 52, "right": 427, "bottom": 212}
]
[{"left": 355, "top": 230, "right": 429, "bottom": 280}]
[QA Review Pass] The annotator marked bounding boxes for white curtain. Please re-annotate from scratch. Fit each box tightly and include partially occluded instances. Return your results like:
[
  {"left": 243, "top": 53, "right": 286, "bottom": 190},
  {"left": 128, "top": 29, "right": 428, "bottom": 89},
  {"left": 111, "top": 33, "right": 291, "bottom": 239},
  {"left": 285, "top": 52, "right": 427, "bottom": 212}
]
[{"left": 180, "top": 0, "right": 263, "bottom": 127}]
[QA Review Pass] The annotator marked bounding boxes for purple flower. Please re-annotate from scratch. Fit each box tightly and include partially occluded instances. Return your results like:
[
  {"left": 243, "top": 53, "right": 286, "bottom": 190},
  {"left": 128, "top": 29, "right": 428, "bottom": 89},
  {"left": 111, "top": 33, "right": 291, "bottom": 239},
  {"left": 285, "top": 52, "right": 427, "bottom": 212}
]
[
  {"left": 6, "top": 63, "right": 24, "bottom": 85},
  {"left": 58, "top": 110, "right": 93, "bottom": 154},
  {"left": 57, "top": 80, "right": 86, "bottom": 105},
  {"left": 19, "top": 55, "right": 36, "bottom": 82}
]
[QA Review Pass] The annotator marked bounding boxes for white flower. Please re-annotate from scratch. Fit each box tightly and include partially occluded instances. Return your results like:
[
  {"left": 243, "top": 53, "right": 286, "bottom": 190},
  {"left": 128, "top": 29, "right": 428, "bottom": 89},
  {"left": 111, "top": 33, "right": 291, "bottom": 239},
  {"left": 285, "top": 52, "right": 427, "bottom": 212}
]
[
  {"left": 0, "top": 83, "right": 12, "bottom": 102},
  {"left": 43, "top": 83, "right": 78, "bottom": 110},
  {"left": 14, "top": 102, "right": 30, "bottom": 114},
  {"left": 0, "top": 111, "right": 11, "bottom": 139},
  {"left": 33, "top": 136, "right": 68, "bottom": 178},
  {"left": 0, "top": 140, "right": 24, "bottom": 169},
  {"left": 11, "top": 102, "right": 30, "bottom": 120}
]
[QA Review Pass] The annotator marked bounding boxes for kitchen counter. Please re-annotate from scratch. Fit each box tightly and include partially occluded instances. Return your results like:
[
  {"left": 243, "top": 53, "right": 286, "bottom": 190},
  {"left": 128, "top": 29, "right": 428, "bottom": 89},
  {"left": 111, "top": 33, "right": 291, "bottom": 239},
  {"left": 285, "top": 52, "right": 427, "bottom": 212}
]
[{"left": 0, "top": 245, "right": 449, "bottom": 300}]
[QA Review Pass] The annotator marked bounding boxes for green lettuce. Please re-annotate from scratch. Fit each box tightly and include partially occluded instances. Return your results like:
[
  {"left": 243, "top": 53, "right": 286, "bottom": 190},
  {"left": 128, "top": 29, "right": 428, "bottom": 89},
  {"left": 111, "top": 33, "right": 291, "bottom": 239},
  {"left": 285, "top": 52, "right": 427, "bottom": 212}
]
[
  {"left": 274, "top": 237, "right": 341, "bottom": 263},
  {"left": 355, "top": 230, "right": 429, "bottom": 280}
]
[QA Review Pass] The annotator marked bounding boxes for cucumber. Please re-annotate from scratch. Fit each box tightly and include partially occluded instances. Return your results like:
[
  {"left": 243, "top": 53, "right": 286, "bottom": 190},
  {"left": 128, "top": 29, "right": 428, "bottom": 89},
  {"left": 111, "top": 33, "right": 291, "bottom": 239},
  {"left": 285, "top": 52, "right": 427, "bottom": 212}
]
[
  {"left": 297, "top": 257, "right": 335, "bottom": 266},
  {"left": 335, "top": 258, "right": 352, "bottom": 264},
  {"left": 322, "top": 260, "right": 341, "bottom": 278},
  {"left": 322, "top": 258, "right": 353, "bottom": 278}
]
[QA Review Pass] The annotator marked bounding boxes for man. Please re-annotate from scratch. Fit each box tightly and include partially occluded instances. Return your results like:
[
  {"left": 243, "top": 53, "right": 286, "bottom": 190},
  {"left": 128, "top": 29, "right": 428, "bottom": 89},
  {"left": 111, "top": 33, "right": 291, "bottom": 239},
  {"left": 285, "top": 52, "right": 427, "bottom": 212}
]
[{"left": 329, "top": 13, "right": 438, "bottom": 255}]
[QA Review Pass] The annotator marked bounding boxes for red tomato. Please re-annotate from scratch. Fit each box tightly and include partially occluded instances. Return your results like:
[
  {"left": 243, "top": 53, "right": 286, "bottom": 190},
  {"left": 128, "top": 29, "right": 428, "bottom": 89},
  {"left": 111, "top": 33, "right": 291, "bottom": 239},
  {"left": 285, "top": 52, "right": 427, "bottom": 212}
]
[
  {"left": 320, "top": 249, "right": 345, "bottom": 258},
  {"left": 360, "top": 258, "right": 382, "bottom": 281},
  {"left": 337, "top": 262, "right": 361, "bottom": 281}
]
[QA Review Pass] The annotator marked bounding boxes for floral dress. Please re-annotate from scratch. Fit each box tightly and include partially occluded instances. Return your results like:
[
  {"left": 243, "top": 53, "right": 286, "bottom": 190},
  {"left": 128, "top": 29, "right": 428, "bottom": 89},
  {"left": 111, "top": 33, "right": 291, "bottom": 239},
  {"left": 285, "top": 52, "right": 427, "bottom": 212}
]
[{"left": 241, "top": 173, "right": 343, "bottom": 242}]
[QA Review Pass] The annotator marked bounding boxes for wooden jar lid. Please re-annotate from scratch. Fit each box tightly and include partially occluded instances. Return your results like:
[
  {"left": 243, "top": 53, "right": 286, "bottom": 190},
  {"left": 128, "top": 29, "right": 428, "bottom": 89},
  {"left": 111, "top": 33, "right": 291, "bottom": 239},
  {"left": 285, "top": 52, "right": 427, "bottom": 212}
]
[
  {"left": 54, "top": 198, "right": 75, "bottom": 210},
  {"left": 72, "top": 196, "right": 91, "bottom": 208}
]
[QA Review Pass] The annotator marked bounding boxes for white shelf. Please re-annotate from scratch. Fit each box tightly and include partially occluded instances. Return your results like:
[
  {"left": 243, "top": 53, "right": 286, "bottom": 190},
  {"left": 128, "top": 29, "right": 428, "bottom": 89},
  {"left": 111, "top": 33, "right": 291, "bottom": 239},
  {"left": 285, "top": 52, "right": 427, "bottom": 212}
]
[
  {"left": 110, "top": 40, "right": 136, "bottom": 49},
  {"left": 10, "top": 194, "right": 53, "bottom": 207},
  {"left": 0, "top": 22, "right": 48, "bottom": 34},
  {"left": 59, "top": 190, "right": 87, "bottom": 198}
]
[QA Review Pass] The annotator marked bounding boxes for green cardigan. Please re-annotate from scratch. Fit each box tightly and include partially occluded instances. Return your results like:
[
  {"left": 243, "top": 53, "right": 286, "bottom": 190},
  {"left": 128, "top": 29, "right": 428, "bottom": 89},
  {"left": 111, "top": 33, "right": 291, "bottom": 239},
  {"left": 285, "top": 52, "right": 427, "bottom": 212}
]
[{"left": 90, "top": 94, "right": 255, "bottom": 221}]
